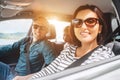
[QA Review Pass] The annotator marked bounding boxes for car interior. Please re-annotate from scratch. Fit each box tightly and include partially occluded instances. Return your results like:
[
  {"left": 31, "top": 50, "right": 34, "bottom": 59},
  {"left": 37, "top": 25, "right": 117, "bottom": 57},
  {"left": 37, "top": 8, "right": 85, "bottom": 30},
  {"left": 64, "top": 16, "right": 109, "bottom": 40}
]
[
  {"left": 38, "top": 0, "right": 120, "bottom": 79},
  {"left": 0, "top": 0, "right": 120, "bottom": 79}
]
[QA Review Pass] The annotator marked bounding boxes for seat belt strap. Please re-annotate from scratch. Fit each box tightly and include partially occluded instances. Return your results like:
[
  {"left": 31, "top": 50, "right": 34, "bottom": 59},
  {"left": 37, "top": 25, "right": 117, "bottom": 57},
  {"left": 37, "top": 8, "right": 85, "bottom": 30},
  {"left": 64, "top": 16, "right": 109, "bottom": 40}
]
[
  {"left": 25, "top": 38, "right": 32, "bottom": 74},
  {"left": 66, "top": 46, "right": 101, "bottom": 69}
]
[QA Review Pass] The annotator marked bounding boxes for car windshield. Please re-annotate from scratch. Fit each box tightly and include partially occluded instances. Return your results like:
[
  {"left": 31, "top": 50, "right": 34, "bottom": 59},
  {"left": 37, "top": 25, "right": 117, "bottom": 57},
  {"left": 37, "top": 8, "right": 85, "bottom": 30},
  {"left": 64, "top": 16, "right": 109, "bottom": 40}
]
[{"left": 0, "top": 19, "right": 70, "bottom": 45}]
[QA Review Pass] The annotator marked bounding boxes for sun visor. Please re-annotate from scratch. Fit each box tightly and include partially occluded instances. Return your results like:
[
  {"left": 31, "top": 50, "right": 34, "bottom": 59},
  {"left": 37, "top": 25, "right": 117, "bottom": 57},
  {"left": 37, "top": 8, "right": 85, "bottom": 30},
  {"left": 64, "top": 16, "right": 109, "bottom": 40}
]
[
  {"left": 1, "top": 8, "right": 20, "bottom": 18},
  {"left": 0, "top": 0, "right": 33, "bottom": 18}
]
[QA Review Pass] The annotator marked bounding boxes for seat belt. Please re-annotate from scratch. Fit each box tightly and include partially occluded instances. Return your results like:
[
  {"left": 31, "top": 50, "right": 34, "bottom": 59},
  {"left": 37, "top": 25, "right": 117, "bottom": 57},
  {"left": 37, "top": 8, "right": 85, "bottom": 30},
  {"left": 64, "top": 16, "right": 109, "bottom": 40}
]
[
  {"left": 24, "top": 38, "right": 32, "bottom": 74},
  {"left": 66, "top": 46, "right": 101, "bottom": 69}
]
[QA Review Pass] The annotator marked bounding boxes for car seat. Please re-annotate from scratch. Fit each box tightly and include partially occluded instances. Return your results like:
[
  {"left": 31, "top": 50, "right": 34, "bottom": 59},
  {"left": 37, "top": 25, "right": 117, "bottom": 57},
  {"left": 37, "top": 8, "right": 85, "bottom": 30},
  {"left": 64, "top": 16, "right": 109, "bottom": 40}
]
[{"left": 104, "top": 0, "right": 120, "bottom": 56}]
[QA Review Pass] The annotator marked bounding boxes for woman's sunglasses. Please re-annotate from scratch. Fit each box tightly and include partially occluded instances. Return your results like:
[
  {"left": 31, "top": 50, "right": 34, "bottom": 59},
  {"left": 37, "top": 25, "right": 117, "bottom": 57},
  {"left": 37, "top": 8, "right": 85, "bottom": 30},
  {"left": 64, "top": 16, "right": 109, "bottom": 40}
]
[{"left": 72, "top": 18, "right": 100, "bottom": 28}]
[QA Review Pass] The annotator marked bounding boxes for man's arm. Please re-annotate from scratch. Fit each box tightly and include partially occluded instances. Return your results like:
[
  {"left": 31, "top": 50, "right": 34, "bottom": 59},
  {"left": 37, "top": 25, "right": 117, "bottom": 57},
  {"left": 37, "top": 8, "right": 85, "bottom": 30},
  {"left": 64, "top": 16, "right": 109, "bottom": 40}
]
[
  {"left": 0, "top": 37, "right": 29, "bottom": 57},
  {"left": 42, "top": 41, "right": 56, "bottom": 65}
]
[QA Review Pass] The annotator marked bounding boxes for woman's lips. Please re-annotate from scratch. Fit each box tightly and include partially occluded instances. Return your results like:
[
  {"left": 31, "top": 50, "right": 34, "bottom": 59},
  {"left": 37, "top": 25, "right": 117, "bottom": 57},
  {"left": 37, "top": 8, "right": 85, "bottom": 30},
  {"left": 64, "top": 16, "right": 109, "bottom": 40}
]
[{"left": 80, "top": 32, "right": 90, "bottom": 37}]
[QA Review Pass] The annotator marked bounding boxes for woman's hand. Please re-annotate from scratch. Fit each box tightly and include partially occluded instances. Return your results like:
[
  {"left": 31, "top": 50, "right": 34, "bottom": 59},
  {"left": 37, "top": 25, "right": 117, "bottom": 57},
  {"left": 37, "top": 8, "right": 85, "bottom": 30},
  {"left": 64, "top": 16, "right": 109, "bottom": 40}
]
[
  {"left": 13, "top": 76, "right": 27, "bottom": 80},
  {"left": 13, "top": 74, "right": 33, "bottom": 80}
]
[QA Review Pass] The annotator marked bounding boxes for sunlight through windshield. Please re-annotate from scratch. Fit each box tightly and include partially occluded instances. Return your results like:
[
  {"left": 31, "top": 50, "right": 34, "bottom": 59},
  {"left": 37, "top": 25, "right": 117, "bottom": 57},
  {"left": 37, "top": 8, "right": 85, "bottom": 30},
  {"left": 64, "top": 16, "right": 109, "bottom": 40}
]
[{"left": 48, "top": 19, "right": 70, "bottom": 42}]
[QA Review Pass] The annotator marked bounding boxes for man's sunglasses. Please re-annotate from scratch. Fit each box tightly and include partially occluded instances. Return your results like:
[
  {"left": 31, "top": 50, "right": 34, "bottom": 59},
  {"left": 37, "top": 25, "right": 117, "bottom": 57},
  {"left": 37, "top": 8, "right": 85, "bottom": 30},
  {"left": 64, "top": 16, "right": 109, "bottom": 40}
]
[
  {"left": 33, "top": 24, "right": 47, "bottom": 30},
  {"left": 72, "top": 18, "right": 100, "bottom": 28}
]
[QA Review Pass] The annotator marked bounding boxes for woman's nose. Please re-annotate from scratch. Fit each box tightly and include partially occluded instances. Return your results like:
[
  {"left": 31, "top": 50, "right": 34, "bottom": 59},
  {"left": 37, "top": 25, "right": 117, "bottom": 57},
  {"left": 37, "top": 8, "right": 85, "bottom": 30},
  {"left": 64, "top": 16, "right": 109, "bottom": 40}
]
[{"left": 81, "top": 22, "right": 87, "bottom": 29}]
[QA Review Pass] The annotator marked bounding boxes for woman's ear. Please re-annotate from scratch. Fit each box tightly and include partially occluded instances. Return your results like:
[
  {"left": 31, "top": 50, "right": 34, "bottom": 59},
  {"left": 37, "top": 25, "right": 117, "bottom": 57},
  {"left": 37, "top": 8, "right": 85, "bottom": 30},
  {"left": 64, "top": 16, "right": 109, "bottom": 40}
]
[{"left": 98, "top": 25, "right": 102, "bottom": 33}]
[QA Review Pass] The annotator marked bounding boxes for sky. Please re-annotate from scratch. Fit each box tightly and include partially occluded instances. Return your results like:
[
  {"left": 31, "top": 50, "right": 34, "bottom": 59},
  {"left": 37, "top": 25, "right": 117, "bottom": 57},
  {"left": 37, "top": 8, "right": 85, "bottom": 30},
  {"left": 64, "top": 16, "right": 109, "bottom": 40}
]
[{"left": 0, "top": 19, "right": 32, "bottom": 33}]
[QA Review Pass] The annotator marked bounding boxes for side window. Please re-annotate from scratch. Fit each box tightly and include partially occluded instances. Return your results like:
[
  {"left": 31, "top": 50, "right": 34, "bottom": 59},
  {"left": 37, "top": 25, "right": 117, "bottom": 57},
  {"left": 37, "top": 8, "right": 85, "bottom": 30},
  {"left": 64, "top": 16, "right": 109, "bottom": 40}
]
[{"left": 0, "top": 19, "right": 32, "bottom": 45}]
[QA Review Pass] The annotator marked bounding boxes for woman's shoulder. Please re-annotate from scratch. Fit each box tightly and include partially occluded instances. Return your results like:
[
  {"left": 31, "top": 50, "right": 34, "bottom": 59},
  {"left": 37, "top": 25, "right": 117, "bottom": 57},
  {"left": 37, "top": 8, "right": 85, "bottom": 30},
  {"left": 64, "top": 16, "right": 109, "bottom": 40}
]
[
  {"left": 81, "top": 45, "right": 115, "bottom": 66},
  {"left": 94, "top": 45, "right": 115, "bottom": 57},
  {"left": 99, "top": 45, "right": 113, "bottom": 52}
]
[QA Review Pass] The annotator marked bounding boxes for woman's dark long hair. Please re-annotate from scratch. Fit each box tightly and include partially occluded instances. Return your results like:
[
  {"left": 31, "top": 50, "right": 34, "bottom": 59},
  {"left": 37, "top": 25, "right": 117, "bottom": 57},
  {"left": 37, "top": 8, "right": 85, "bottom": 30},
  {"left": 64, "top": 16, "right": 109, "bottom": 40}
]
[{"left": 70, "top": 4, "right": 108, "bottom": 46}]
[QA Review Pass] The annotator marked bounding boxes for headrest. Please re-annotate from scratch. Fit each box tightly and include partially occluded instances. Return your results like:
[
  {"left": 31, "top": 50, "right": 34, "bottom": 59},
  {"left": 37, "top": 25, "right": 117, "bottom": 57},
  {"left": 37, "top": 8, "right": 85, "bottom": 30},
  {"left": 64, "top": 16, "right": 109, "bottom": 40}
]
[
  {"left": 103, "top": 13, "right": 119, "bottom": 44},
  {"left": 103, "top": 13, "right": 114, "bottom": 43},
  {"left": 46, "top": 24, "right": 56, "bottom": 39}
]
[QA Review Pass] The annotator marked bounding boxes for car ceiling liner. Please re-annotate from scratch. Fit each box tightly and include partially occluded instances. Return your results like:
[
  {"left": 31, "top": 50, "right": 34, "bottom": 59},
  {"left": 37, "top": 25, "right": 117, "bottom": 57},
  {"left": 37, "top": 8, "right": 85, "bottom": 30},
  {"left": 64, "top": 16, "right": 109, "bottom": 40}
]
[{"left": 0, "top": 0, "right": 33, "bottom": 18}]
